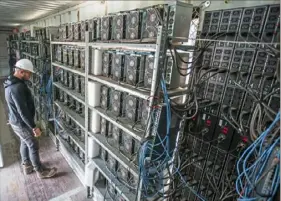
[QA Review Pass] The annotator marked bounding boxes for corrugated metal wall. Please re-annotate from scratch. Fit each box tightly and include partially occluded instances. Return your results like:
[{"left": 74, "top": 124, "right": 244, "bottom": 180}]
[
  {"left": 0, "top": 32, "right": 9, "bottom": 77},
  {"left": 20, "top": 0, "right": 279, "bottom": 32},
  {"left": 20, "top": 0, "right": 172, "bottom": 31}
]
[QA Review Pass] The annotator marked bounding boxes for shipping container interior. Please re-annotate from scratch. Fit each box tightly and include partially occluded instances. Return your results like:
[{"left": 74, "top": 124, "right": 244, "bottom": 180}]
[{"left": 1, "top": 0, "right": 280, "bottom": 201}]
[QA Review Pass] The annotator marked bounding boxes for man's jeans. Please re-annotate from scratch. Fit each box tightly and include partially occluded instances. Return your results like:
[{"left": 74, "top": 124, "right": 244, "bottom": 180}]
[{"left": 10, "top": 124, "right": 42, "bottom": 171}]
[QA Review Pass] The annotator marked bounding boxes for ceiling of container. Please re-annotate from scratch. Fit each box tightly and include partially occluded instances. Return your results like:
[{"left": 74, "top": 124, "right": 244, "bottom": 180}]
[{"left": 0, "top": 0, "right": 81, "bottom": 27}]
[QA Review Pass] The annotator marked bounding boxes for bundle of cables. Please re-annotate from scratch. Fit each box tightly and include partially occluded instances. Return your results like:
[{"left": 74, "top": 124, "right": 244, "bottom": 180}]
[
  {"left": 138, "top": 74, "right": 206, "bottom": 201},
  {"left": 138, "top": 75, "right": 172, "bottom": 198},
  {"left": 236, "top": 112, "right": 280, "bottom": 201}
]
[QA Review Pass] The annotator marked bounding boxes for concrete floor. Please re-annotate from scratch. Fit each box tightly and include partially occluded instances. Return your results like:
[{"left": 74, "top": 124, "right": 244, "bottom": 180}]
[{"left": 0, "top": 78, "right": 88, "bottom": 201}]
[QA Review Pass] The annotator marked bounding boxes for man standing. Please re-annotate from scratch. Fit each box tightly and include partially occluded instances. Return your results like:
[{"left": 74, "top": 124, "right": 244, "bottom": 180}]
[{"left": 4, "top": 59, "right": 57, "bottom": 178}]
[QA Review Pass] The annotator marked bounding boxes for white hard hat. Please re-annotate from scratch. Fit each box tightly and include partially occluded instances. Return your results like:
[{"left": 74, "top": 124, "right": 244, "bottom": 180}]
[{"left": 15, "top": 59, "right": 34, "bottom": 73}]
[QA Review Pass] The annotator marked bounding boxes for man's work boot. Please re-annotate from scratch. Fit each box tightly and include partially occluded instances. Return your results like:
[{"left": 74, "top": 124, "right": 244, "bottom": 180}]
[
  {"left": 36, "top": 167, "right": 57, "bottom": 179},
  {"left": 23, "top": 161, "right": 33, "bottom": 175}
]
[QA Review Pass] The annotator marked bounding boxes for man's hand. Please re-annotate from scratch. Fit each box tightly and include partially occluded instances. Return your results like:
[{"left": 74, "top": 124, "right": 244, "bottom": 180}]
[{"left": 33, "top": 128, "right": 41, "bottom": 137}]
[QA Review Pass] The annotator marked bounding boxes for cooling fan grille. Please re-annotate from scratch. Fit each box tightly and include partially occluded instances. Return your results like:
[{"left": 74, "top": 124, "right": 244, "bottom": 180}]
[
  {"left": 101, "top": 17, "right": 111, "bottom": 41},
  {"left": 100, "top": 148, "right": 107, "bottom": 161},
  {"left": 146, "top": 8, "right": 160, "bottom": 26},
  {"left": 112, "top": 124, "right": 121, "bottom": 144},
  {"left": 125, "top": 95, "right": 138, "bottom": 122},
  {"left": 80, "top": 49, "right": 85, "bottom": 70},
  {"left": 144, "top": 56, "right": 155, "bottom": 88},
  {"left": 107, "top": 182, "right": 116, "bottom": 199},
  {"left": 100, "top": 118, "right": 108, "bottom": 135},
  {"left": 141, "top": 100, "right": 149, "bottom": 126},
  {"left": 117, "top": 165, "right": 128, "bottom": 182},
  {"left": 125, "top": 55, "right": 139, "bottom": 85},
  {"left": 100, "top": 85, "right": 110, "bottom": 109},
  {"left": 126, "top": 11, "right": 141, "bottom": 40},
  {"left": 107, "top": 155, "right": 116, "bottom": 172},
  {"left": 102, "top": 52, "right": 112, "bottom": 76},
  {"left": 121, "top": 132, "right": 133, "bottom": 156},
  {"left": 112, "top": 54, "right": 124, "bottom": 81},
  {"left": 111, "top": 90, "right": 123, "bottom": 116},
  {"left": 114, "top": 15, "right": 124, "bottom": 29},
  {"left": 73, "top": 49, "right": 80, "bottom": 68}
]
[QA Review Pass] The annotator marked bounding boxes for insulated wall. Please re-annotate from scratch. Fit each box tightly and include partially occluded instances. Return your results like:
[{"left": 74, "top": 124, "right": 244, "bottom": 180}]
[
  {"left": 0, "top": 32, "right": 9, "bottom": 77},
  {"left": 19, "top": 1, "right": 173, "bottom": 33}
]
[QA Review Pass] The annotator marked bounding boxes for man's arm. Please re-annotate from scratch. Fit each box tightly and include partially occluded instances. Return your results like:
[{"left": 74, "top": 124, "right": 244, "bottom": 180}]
[{"left": 10, "top": 84, "right": 36, "bottom": 129}]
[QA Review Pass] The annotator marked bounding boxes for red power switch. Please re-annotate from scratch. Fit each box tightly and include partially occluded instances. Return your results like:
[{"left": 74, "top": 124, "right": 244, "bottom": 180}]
[
  {"left": 241, "top": 136, "right": 248, "bottom": 142},
  {"left": 222, "top": 126, "right": 229, "bottom": 134},
  {"left": 206, "top": 119, "right": 211, "bottom": 126}
]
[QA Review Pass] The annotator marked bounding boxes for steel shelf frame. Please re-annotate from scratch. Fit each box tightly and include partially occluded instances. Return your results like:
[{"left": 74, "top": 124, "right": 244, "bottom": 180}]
[
  {"left": 55, "top": 119, "right": 86, "bottom": 153},
  {"left": 53, "top": 82, "right": 85, "bottom": 104},
  {"left": 52, "top": 62, "right": 86, "bottom": 76},
  {"left": 50, "top": 33, "right": 89, "bottom": 185},
  {"left": 54, "top": 101, "right": 86, "bottom": 130},
  {"left": 88, "top": 132, "right": 138, "bottom": 176},
  {"left": 49, "top": 25, "right": 166, "bottom": 200},
  {"left": 88, "top": 158, "right": 136, "bottom": 201},
  {"left": 50, "top": 41, "right": 86, "bottom": 47}
]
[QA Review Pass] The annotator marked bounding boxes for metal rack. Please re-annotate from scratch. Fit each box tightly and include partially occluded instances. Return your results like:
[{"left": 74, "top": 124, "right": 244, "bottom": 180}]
[
  {"left": 50, "top": 34, "right": 89, "bottom": 184},
  {"left": 49, "top": 28, "right": 174, "bottom": 199},
  {"left": 49, "top": 2, "right": 194, "bottom": 200}
]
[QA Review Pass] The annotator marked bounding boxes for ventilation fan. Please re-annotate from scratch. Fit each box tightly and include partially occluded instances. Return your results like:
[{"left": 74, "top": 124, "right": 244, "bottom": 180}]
[
  {"left": 81, "top": 21, "right": 87, "bottom": 41},
  {"left": 144, "top": 56, "right": 155, "bottom": 88},
  {"left": 74, "top": 22, "right": 81, "bottom": 41},
  {"left": 62, "top": 46, "right": 68, "bottom": 65},
  {"left": 73, "top": 48, "right": 80, "bottom": 68},
  {"left": 68, "top": 47, "right": 74, "bottom": 66},
  {"left": 63, "top": 92, "right": 69, "bottom": 106},
  {"left": 117, "top": 164, "right": 128, "bottom": 182},
  {"left": 80, "top": 77, "right": 85, "bottom": 96},
  {"left": 100, "top": 85, "right": 110, "bottom": 110},
  {"left": 107, "top": 154, "right": 116, "bottom": 173},
  {"left": 80, "top": 49, "right": 85, "bottom": 70},
  {"left": 126, "top": 11, "right": 142, "bottom": 40},
  {"left": 101, "top": 16, "right": 112, "bottom": 41},
  {"left": 107, "top": 181, "right": 116, "bottom": 199},
  {"left": 100, "top": 117, "right": 108, "bottom": 135},
  {"left": 112, "top": 14, "right": 126, "bottom": 40},
  {"left": 142, "top": 6, "right": 164, "bottom": 40},
  {"left": 121, "top": 131, "right": 133, "bottom": 157},
  {"left": 125, "top": 55, "right": 145, "bottom": 86},
  {"left": 75, "top": 126, "right": 81, "bottom": 137},
  {"left": 111, "top": 90, "right": 123, "bottom": 116},
  {"left": 65, "top": 114, "right": 71, "bottom": 126},
  {"left": 141, "top": 99, "right": 149, "bottom": 126},
  {"left": 75, "top": 102, "right": 83, "bottom": 115},
  {"left": 88, "top": 18, "right": 95, "bottom": 38},
  {"left": 61, "top": 24, "right": 68, "bottom": 41},
  {"left": 88, "top": 18, "right": 101, "bottom": 41},
  {"left": 125, "top": 95, "right": 139, "bottom": 122},
  {"left": 63, "top": 71, "right": 69, "bottom": 87},
  {"left": 128, "top": 172, "right": 138, "bottom": 190},
  {"left": 68, "top": 23, "right": 73, "bottom": 41},
  {"left": 68, "top": 72, "right": 74, "bottom": 90},
  {"left": 59, "top": 89, "right": 64, "bottom": 102},
  {"left": 112, "top": 124, "right": 121, "bottom": 145},
  {"left": 112, "top": 53, "right": 125, "bottom": 82},
  {"left": 68, "top": 97, "right": 75, "bottom": 110},
  {"left": 102, "top": 52, "right": 112, "bottom": 77},
  {"left": 100, "top": 147, "right": 107, "bottom": 161},
  {"left": 74, "top": 75, "right": 80, "bottom": 94}
]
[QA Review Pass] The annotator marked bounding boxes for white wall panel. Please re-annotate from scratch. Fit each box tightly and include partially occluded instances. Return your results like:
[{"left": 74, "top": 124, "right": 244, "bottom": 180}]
[
  {"left": 107, "top": 0, "right": 165, "bottom": 14},
  {"left": 70, "top": 10, "right": 79, "bottom": 23},
  {"left": 79, "top": 2, "right": 106, "bottom": 20},
  {"left": 20, "top": 0, "right": 278, "bottom": 31},
  {"left": 0, "top": 33, "right": 9, "bottom": 77}
]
